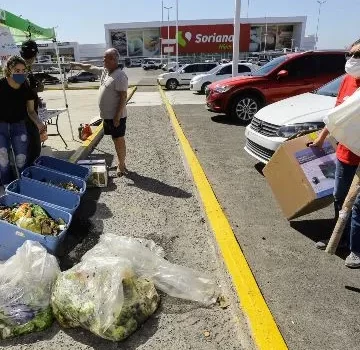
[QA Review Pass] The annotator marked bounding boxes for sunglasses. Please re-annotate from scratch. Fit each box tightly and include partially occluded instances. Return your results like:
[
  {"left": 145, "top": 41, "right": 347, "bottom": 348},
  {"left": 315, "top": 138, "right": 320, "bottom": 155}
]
[{"left": 346, "top": 51, "right": 360, "bottom": 59}]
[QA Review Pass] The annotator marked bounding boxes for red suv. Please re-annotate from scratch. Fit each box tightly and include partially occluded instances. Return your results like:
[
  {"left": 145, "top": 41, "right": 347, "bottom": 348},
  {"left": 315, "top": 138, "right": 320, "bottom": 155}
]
[{"left": 206, "top": 51, "right": 346, "bottom": 123}]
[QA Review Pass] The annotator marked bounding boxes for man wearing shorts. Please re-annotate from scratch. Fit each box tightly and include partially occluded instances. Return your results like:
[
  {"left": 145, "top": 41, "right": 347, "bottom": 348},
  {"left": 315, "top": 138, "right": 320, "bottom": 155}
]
[{"left": 71, "top": 48, "right": 128, "bottom": 176}]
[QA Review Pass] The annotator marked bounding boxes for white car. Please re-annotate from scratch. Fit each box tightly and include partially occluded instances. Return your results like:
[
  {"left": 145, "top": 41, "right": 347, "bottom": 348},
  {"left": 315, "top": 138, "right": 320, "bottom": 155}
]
[
  {"left": 244, "top": 75, "right": 343, "bottom": 163},
  {"left": 190, "top": 63, "right": 258, "bottom": 94},
  {"left": 157, "top": 62, "right": 218, "bottom": 90}
]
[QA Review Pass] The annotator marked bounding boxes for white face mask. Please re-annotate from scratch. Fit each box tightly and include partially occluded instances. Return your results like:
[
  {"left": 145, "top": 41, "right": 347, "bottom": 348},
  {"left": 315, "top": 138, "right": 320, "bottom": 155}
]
[{"left": 345, "top": 57, "right": 360, "bottom": 78}]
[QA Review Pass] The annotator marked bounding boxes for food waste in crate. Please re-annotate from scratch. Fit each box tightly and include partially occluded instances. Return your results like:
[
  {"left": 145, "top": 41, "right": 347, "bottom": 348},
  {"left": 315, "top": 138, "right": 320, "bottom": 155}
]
[
  {"left": 0, "top": 203, "right": 66, "bottom": 235},
  {"left": 40, "top": 179, "right": 81, "bottom": 193}
]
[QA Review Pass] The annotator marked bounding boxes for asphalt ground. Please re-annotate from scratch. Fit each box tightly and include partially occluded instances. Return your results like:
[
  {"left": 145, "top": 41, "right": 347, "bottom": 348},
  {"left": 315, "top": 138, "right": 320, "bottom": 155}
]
[
  {"left": 170, "top": 93, "right": 360, "bottom": 350},
  {"left": 2, "top": 90, "right": 254, "bottom": 350}
]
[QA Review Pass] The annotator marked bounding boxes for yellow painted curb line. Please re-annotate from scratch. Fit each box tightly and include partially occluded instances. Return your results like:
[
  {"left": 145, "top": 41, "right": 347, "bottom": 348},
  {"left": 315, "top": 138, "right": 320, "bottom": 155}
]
[
  {"left": 159, "top": 86, "right": 288, "bottom": 350},
  {"left": 69, "top": 86, "right": 137, "bottom": 163}
]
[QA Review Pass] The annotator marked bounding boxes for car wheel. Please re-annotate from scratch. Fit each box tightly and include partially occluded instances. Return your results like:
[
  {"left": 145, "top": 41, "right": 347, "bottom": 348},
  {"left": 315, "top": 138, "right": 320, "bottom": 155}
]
[
  {"left": 90, "top": 77, "right": 95, "bottom": 82},
  {"left": 166, "top": 79, "right": 178, "bottom": 90},
  {"left": 201, "top": 82, "right": 211, "bottom": 94},
  {"left": 230, "top": 94, "right": 261, "bottom": 124}
]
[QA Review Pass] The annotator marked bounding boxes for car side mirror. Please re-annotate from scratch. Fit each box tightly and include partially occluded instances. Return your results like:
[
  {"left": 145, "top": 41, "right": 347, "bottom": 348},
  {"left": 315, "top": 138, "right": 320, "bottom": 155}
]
[
  {"left": 277, "top": 70, "right": 288, "bottom": 79},
  {"left": 180, "top": 70, "right": 185, "bottom": 74}
]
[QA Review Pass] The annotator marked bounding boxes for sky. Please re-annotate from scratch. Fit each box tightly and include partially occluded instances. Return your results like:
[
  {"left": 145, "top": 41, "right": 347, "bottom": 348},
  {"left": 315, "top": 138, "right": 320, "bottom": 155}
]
[{"left": 1, "top": 0, "right": 359, "bottom": 49}]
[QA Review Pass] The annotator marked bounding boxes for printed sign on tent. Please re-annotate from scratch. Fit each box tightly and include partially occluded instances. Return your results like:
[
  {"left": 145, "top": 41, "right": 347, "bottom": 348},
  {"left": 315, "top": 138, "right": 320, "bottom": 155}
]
[{"left": 0, "top": 24, "right": 19, "bottom": 62}]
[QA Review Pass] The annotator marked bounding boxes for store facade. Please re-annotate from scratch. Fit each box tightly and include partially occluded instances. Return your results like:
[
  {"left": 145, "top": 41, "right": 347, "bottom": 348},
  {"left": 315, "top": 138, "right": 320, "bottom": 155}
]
[{"left": 104, "top": 16, "right": 307, "bottom": 58}]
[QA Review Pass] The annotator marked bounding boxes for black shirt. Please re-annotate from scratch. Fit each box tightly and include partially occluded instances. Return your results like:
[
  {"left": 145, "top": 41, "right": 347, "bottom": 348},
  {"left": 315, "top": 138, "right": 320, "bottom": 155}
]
[{"left": 0, "top": 78, "right": 36, "bottom": 123}]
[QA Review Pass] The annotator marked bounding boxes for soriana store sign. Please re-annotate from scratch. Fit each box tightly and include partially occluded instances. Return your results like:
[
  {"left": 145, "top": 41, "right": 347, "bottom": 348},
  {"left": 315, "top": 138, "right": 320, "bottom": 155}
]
[{"left": 161, "top": 24, "right": 250, "bottom": 53}]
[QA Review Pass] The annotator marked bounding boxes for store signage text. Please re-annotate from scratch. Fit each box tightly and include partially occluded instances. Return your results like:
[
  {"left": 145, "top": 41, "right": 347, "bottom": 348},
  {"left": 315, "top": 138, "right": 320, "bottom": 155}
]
[{"left": 195, "top": 33, "right": 234, "bottom": 44}]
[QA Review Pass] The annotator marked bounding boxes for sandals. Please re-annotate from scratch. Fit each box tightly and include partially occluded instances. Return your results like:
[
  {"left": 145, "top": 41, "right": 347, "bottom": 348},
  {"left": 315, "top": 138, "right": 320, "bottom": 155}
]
[{"left": 116, "top": 166, "right": 128, "bottom": 177}]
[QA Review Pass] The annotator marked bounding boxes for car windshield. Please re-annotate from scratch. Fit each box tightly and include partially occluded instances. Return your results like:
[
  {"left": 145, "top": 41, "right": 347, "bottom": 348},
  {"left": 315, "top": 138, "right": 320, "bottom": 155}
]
[
  {"left": 313, "top": 75, "right": 344, "bottom": 97},
  {"left": 251, "top": 55, "right": 288, "bottom": 76},
  {"left": 208, "top": 66, "right": 222, "bottom": 74}
]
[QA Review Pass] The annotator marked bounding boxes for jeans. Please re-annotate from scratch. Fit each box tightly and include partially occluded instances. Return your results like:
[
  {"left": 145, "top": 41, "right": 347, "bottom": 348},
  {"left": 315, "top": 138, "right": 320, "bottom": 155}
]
[
  {"left": 0, "top": 122, "right": 28, "bottom": 185},
  {"left": 333, "top": 159, "right": 358, "bottom": 245}
]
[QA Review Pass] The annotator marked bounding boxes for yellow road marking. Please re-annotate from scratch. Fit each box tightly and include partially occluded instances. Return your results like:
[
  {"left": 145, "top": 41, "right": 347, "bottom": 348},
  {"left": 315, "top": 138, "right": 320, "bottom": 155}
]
[{"left": 159, "top": 86, "right": 288, "bottom": 350}]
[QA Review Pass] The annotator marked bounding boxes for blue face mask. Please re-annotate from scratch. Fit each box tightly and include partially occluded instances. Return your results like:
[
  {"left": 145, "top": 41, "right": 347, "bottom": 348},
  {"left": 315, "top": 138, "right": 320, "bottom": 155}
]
[{"left": 12, "top": 73, "right": 27, "bottom": 84}]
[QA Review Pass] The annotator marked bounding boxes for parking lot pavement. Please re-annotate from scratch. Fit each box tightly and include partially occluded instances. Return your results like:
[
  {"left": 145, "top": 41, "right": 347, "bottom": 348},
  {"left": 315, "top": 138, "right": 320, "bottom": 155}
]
[
  {"left": 171, "top": 103, "right": 360, "bottom": 350},
  {"left": 164, "top": 89, "right": 205, "bottom": 105},
  {"left": 1, "top": 92, "right": 254, "bottom": 350}
]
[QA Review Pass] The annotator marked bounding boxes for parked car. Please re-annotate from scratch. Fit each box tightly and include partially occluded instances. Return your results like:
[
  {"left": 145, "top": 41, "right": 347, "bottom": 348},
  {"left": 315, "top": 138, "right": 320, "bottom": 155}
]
[
  {"left": 68, "top": 71, "right": 97, "bottom": 83},
  {"left": 158, "top": 62, "right": 218, "bottom": 90},
  {"left": 33, "top": 72, "right": 61, "bottom": 85},
  {"left": 162, "top": 62, "right": 184, "bottom": 72},
  {"left": 45, "top": 67, "right": 61, "bottom": 74},
  {"left": 244, "top": 75, "right": 343, "bottom": 163},
  {"left": 142, "top": 58, "right": 163, "bottom": 70},
  {"left": 190, "top": 62, "right": 258, "bottom": 94},
  {"left": 142, "top": 61, "right": 157, "bottom": 70},
  {"left": 206, "top": 51, "right": 346, "bottom": 123},
  {"left": 130, "top": 60, "right": 142, "bottom": 67}
]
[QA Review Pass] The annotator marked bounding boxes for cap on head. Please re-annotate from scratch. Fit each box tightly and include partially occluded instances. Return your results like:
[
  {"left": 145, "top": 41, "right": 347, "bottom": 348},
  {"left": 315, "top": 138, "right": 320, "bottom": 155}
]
[{"left": 20, "top": 40, "right": 39, "bottom": 60}]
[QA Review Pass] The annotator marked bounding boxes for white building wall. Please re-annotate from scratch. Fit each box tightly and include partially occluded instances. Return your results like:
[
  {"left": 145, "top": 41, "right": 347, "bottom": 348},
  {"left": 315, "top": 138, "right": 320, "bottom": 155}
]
[{"left": 79, "top": 43, "right": 106, "bottom": 60}]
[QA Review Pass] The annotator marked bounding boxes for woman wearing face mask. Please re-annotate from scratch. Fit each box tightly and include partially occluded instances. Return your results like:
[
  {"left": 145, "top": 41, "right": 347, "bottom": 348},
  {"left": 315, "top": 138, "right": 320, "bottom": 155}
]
[
  {"left": 311, "top": 40, "right": 360, "bottom": 268},
  {"left": 0, "top": 55, "right": 46, "bottom": 185}
]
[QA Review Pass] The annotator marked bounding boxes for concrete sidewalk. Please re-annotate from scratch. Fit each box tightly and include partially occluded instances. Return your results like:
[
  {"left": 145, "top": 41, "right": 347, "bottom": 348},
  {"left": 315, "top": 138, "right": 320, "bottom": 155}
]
[{"left": 38, "top": 87, "right": 134, "bottom": 160}]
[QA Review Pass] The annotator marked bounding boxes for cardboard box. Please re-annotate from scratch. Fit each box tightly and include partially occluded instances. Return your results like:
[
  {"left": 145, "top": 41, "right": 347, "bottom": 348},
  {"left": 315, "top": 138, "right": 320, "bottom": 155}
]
[
  {"left": 263, "top": 133, "right": 336, "bottom": 220},
  {"left": 77, "top": 159, "right": 108, "bottom": 188}
]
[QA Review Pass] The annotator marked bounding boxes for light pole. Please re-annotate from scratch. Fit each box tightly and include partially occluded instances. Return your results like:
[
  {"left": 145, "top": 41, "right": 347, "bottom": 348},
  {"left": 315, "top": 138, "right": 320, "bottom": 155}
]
[
  {"left": 164, "top": 6, "right": 172, "bottom": 66},
  {"left": 247, "top": 0, "right": 250, "bottom": 18},
  {"left": 263, "top": 15, "right": 268, "bottom": 53},
  {"left": 291, "top": 38, "right": 295, "bottom": 52},
  {"left": 176, "top": 0, "right": 179, "bottom": 69},
  {"left": 160, "top": 0, "right": 163, "bottom": 63},
  {"left": 315, "top": 0, "right": 327, "bottom": 50},
  {"left": 232, "top": 0, "right": 241, "bottom": 77}
]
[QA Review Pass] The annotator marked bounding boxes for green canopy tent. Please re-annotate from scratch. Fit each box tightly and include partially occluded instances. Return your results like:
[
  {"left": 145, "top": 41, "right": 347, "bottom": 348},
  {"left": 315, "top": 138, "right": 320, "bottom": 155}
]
[{"left": 0, "top": 8, "right": 75, "bottom": 141}]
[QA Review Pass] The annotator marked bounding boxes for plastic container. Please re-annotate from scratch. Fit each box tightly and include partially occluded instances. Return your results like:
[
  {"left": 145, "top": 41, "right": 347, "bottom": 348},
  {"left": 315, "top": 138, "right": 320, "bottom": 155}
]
[
  {"left": 0, "top": 194, "right": 72, "bottom": 261},
  {"left": 34, "top": 156, "right": 90, "bottom": 181},
  {"left": 6, "top": 178, "right": 81, "bottom": 214},
  {"left": 22, "top": 166, "right": 86, "bottom": 196}
]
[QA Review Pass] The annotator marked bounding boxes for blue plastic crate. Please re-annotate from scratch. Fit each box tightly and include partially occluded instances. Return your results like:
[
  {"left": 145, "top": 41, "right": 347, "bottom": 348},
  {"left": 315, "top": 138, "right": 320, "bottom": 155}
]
[
  {"left": 22, "top": 166, "right": 86, "bottom": 196},
  {"left": 34, "top": 156, "right": 90, "bottom": 181},
  {"left": 6, "top": 178, "right": 81, "bottom": 214},
  {"left": 0, "top": 194, "right": 72, "bottom": 261}
]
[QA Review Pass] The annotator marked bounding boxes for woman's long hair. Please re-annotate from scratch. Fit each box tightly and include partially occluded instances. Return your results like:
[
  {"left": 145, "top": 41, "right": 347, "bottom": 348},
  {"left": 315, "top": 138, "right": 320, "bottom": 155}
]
[{"left": 4, "top": 55, "right": 26, "bottom": 77}]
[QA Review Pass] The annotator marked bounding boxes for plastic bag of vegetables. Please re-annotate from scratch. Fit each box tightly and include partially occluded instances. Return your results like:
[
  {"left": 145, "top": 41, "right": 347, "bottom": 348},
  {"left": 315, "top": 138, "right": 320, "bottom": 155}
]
[
  {"left": 0, "top": 241, "right": 60, "bottom": 339},
  {"left": 81, "top": 234, "right": 218, "bottom": 305},
  {"left": 51, "top": 256, "right": 160, "bottom": 341}
]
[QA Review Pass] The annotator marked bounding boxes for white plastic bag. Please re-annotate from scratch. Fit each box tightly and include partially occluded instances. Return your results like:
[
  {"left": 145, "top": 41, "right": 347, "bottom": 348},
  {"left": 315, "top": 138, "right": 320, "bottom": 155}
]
[
  {"left": 324, "top": 88, "right": 360, "bottom": 156},
  {"left": 81, "top": 234, "right": 219, "bottom": 305},
  {"left": 0, "top": 241, "right": 60, "bottom": 339},
  {"left": 51, "top": 256, "right": 160, "bottom": 341}
]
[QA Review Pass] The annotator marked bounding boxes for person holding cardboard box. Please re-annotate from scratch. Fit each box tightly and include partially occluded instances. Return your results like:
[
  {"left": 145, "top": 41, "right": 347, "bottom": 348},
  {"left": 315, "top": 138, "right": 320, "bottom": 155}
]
[{"left": 311, "top": 40, "right": 360, "bottom": 268}]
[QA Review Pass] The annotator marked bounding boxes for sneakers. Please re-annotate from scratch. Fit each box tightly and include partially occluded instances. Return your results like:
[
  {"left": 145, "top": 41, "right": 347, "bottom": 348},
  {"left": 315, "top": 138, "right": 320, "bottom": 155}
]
[
  {"left": 315, "top": 239, "right": 348, "bottom": 250},
  {"left": 345, "top": 252, "right": 360, "bottom": 268},
  {"left": 315, "top": 240, "right": 328, "bottom": 250}
]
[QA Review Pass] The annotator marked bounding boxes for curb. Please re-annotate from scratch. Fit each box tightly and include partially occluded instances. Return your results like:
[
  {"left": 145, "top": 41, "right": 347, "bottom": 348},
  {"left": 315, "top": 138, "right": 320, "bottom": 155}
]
[
  {"left": 158, "top": 86, "right": 288, "bottom": 350},
  {"left": 69, "top": 86, "right": 137, "bottom": 163}
]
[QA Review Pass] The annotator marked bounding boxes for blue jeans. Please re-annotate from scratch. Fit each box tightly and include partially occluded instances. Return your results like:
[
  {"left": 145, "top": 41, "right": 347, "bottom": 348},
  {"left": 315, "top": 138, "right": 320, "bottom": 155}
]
[
  {"left": 0, "top": 122, "right": 28, "bottom": 185},
  {"left": 333, "top": 159, "right": 360, "bottom": 252}
]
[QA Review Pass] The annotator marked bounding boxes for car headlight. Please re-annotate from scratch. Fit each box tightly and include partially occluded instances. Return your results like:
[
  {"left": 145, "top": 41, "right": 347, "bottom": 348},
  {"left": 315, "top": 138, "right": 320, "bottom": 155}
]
[
  {"left": 277, "top": 122, "right": 325, "bottom": 138},
  {"left": 214, "top": 85, "right": 232, "bottom": 93}
]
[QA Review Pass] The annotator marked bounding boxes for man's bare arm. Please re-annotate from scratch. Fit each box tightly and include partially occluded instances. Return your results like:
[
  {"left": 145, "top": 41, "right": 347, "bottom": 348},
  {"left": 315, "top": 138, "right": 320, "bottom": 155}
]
[
  {"left": 113, "top": 91, "right": 128, "bottom": 127},
  {"left": 70, "top": 62, "right": 103, "bottom": 76}
]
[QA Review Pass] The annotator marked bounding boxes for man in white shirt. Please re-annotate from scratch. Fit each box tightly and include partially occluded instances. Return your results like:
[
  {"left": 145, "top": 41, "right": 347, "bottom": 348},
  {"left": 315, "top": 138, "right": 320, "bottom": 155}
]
[{"left": 71, "top": 48, "right": 128, "bottom": 176}]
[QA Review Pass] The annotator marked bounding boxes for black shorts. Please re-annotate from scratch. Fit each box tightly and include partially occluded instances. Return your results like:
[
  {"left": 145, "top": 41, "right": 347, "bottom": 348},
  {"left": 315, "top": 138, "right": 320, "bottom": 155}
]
[{"left": 103, "top": 118, "right": 127, "bottom": 139}]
